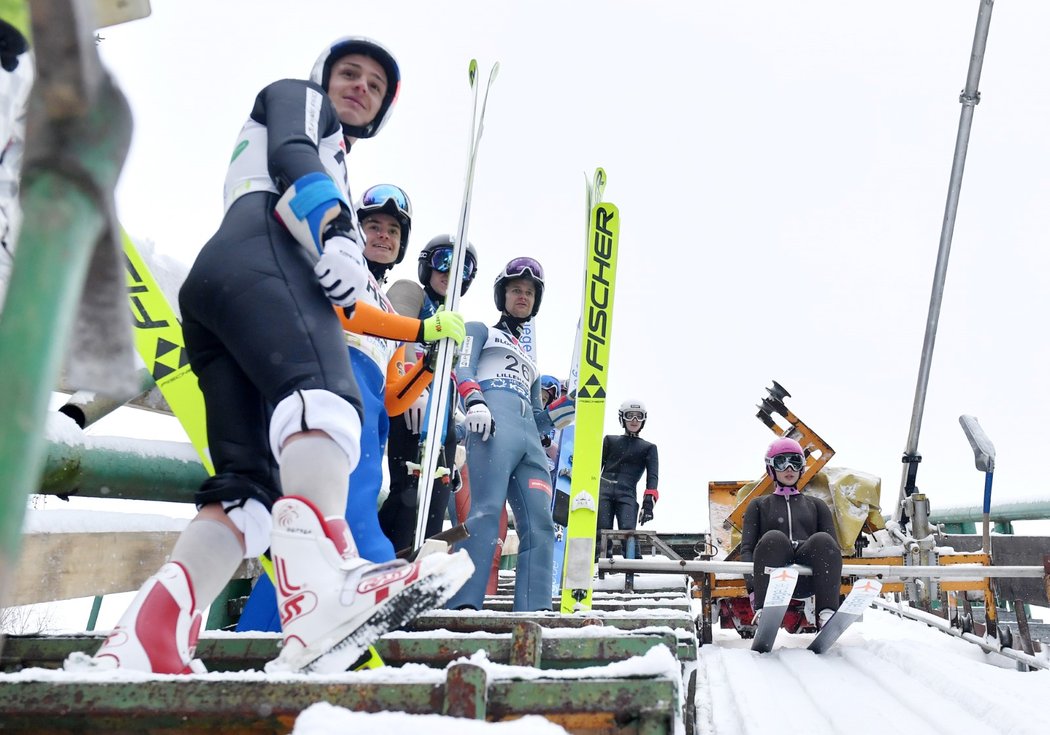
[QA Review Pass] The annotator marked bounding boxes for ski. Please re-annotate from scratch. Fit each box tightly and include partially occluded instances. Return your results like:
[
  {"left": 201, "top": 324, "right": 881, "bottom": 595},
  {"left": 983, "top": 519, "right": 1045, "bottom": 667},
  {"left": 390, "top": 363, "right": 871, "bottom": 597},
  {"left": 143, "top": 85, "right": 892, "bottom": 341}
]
[
  {"left": 559, "top": 177, "right": 619, "bottom": 614},
  {"left": 751, "top": 567, "right": 799, "bottom": 653},
  {"left": 551, "top": 167, "right": 605, "bottom": 595},
  {"left": 808, "top": 578, "right": 882, "bottom": 653},
  {"left": 122, "top": 229, "right": 213, "bottom": 473},
  {"left": 413, "top": 58, "right": 499, "bottom": 549}
]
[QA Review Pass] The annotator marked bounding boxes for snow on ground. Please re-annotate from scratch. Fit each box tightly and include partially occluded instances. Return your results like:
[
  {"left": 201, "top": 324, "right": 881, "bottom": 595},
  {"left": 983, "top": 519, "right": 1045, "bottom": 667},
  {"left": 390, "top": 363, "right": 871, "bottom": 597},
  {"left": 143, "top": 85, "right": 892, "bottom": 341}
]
[{"left": 696, "top": 607, "right": 1048, "bottom": 735}]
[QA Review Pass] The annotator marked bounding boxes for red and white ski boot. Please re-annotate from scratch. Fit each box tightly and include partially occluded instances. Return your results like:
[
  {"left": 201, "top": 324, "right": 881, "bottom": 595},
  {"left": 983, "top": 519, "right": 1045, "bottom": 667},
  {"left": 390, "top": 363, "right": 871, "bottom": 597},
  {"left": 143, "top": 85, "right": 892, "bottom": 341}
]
[
  {"left": 65, "top": 562, "right": 205, "bottom": 674},
  {"left": 265, "top": 495, "right": 473, "bottom": 674}
]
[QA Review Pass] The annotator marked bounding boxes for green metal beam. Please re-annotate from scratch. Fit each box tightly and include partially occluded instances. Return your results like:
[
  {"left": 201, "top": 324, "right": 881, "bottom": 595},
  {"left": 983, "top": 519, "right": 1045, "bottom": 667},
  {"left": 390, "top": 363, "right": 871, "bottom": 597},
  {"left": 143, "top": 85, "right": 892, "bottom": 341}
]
[
  {"left": 0, "top": 672, "right": 678, "bottom": 733},
  {"left": 2, "top": 630, "right": 682, "bottom": 672},
  {"left": 0, "top": 0, "right": 132, "bottom": 609},
  {"left": 928, "top": 500, "right": 1050, "bottom": 524},
  {"left": 39, "top": 434, "right": 206, "bottom": 501}
]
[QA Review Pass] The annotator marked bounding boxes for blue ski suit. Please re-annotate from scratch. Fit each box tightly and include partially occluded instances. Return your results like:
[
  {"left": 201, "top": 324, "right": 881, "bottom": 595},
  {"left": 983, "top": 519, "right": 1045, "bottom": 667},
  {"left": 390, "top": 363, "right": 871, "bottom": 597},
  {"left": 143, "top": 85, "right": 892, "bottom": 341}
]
[{"left": 447, "top": 320, "right": 557, "bottom": 611}]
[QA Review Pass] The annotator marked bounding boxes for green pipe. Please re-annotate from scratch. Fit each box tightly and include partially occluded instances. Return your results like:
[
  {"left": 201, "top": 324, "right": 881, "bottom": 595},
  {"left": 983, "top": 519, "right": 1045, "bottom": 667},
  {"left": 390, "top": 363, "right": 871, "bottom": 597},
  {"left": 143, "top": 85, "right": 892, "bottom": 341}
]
[
  {"left": 0, "top": 177, "right": 107, "bottom": 598},
  {"left": 39, "top": 434, "right": 206, "bottom": 503},
  {"left": 58, "top": 366, "right": 157, "bottom": 428},
  {"left": 928, "top": 501, "right": 1050, "bottom": 525}
]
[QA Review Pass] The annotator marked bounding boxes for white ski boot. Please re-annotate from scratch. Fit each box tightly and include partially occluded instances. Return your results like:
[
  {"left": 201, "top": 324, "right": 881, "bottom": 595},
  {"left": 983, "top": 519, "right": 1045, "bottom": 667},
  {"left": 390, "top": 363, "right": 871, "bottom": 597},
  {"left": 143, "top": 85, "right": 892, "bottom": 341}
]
[
  {"left": 64, "top": 562, "right": 205, "bottom": 674},
  {"left": 265, "top": 495, "right": 474, "bottom": 674}
]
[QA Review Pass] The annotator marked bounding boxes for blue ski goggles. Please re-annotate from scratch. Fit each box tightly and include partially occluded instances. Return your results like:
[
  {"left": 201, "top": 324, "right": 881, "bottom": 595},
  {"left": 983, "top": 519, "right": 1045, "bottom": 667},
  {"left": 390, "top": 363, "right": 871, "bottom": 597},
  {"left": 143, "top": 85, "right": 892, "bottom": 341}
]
[
  {"left": 767, "top": 453, "right": 805, "bottom": 472},
  {"left": 359, "top": 184, "right": 412, "bottom": 218},
  {"left": 428, "top": 246, "right": 477, "bottom": 282}
]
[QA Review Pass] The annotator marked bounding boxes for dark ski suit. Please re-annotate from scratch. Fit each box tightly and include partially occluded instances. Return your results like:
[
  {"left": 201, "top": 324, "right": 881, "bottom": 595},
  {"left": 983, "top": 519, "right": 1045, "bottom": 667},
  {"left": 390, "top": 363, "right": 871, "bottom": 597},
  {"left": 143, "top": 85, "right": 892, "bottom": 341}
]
[
  {"left": 179, "top": 78, "right": 362, "bottom": 513},
  {"left": 739, "top": 492, "right": 842, "bottom": 613}
]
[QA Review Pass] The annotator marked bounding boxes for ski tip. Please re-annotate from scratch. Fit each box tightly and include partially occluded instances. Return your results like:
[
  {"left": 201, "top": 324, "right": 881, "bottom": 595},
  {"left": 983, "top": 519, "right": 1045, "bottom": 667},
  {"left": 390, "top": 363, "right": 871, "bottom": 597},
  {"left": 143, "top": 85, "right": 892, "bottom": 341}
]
[
  {"left": 468, "top": 59, "right": 478, "bottom": 85},
  {"left": 489, "top": 61, "right": 501, "bottom": 81}
]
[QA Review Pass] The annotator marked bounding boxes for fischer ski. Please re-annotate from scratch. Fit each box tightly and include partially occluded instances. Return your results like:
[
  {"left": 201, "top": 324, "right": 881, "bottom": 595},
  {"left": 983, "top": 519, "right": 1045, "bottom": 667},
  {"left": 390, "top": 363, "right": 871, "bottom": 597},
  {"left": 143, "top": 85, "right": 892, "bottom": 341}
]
[
  {"left": 751, "top": 567, "right": 799, "bottom": 653},
  {"left": 808, "top": 578, "right": 882, "bottom": 653},
  {"left": 413, "top": 58, "right": 499, "bottom": 548},
  {"left": 122, "top": 230, "right": 213, "bottom": 473},
  {"left": 559, "top": 175, "right": 619, "bottom": 614},
  {"left": 551, "top": 167, "right": 605, "bottom": 595}
]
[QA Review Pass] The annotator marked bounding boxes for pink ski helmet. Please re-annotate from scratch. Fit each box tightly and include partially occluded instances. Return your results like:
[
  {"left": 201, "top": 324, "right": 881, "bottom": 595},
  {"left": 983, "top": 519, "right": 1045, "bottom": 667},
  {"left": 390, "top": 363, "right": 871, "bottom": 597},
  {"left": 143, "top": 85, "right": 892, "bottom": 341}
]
[{"left": 764, "top": 437, "right": 805, "bottom": 480}]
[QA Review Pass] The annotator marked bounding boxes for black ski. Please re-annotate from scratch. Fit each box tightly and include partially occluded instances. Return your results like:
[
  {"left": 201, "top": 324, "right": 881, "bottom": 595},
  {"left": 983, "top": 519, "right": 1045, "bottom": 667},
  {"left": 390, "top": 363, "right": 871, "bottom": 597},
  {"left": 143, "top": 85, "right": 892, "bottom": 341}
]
[{"left": 808, "top": 578, "right": 882, "bottom": 654}]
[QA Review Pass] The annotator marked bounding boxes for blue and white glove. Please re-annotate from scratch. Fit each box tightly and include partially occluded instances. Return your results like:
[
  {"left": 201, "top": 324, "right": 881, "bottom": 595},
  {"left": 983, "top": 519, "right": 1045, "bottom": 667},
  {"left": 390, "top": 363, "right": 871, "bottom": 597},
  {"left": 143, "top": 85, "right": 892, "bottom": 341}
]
[
  {"left": 465, "top": 401, "right": 495, "bottom": 441},
  {"left": 405, "top": 390, "right": 428, "bottom": 434},
  {"left": 274, "top": 172, "right": 367, "bottom": 308},
  {"left": 314, "top": 235, "right": 368, "bottom": 307},
  {"left": 547, "top": 394, "right": 575, "bottom": 429}
]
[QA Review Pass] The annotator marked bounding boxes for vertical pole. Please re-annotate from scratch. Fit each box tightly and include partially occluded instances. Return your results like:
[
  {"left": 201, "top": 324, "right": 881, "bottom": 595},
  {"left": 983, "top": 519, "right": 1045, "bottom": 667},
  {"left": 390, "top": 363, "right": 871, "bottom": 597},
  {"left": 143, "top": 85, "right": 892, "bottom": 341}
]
[{"left": 896, "top": 0, "right": 996, "bottom": 526}]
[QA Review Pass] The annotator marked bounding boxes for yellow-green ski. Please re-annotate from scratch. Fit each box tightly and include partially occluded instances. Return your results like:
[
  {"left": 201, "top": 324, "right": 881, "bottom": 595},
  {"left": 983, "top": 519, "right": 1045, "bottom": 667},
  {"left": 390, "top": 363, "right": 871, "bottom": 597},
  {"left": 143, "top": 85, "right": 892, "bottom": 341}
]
[
  {"left": 122, "top": 229, "right": 213, "bottom": 473},
  {"left": 559, "top": 199, "right": 620, "bottom": 614}
]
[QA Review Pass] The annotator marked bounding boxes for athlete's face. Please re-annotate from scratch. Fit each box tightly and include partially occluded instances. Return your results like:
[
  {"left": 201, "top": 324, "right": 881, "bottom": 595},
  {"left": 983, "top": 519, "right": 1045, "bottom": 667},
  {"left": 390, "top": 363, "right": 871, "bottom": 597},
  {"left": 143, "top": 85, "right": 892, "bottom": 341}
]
[
  {"left": 327, "top": 54, "right": 387, "bottom": 130},
  {"left": 430, "top": 269, "right": 449, "bottom": 297},
  {"left": 361, "top": 213, "right": 401, "bottom": 265},
  {"left": 624, "top": 416, "right": 643, "bottom": 433},
  {"left": 504, "top": 278, "right": 535, "bottom": 319},
  {"left": 774, "top": 465, "right": 801, "bottom": 487}
]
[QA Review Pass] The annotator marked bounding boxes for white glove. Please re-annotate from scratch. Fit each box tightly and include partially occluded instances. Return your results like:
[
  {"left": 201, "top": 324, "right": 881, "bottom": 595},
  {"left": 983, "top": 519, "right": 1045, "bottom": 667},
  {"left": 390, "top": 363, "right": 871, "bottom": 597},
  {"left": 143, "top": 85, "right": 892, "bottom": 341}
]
[
  {"left": 465, "top": 402, "right": 494, "bottom": 441},
  {"left": 405, "top": 390, "right": 428, "bottom": 434},
  {"left": 314, "top": 234, "right": 368, "bottom": 307}
]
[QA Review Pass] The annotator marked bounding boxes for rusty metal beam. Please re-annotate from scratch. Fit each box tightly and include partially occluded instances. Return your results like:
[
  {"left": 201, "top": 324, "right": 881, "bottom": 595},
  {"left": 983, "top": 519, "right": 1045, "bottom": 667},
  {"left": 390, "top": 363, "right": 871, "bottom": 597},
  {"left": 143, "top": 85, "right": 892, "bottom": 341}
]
[
  {"left": 2, "top": 629, "right": 682, "bottom": 673},
  {"left": 0, "top": 672, "right": 678, "bottom": 733}
]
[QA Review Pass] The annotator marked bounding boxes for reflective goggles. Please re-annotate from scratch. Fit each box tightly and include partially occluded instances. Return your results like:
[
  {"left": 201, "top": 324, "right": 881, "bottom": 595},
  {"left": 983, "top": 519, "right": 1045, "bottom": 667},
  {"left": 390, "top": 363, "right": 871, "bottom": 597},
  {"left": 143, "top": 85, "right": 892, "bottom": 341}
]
[
  {"left": 359, "top": 184, "right": 412, "bottom": 217},
  {"left": 622, "top": 411, "right": 645, "bottom": 421},
  {"left": 500, "top": 256, "right": 544, "bottom": 284},
  {"left": 428, "top": 247, "right": 477, "bottom": 281},
  {"left": 767, "top": 452, "right": 805, "bottom": 472}
]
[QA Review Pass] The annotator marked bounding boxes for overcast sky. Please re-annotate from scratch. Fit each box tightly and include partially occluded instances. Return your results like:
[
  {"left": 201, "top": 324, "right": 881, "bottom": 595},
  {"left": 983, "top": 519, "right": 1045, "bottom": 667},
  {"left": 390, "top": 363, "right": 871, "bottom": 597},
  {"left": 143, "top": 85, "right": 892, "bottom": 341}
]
[{"left": 89, "top": 1, "right": 1050, "bottom": 533}]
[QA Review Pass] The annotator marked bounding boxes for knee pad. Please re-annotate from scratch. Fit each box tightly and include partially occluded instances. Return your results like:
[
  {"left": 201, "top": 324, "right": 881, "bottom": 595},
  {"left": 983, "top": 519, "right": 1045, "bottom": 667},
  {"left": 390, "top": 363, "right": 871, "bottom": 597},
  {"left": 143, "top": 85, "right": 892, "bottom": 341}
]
[
  {"left": 221, "top": 498, "right": 273, "bottom": 558},
  {"left": 269, "top": 389, "right": 362, "bottom": 471}
]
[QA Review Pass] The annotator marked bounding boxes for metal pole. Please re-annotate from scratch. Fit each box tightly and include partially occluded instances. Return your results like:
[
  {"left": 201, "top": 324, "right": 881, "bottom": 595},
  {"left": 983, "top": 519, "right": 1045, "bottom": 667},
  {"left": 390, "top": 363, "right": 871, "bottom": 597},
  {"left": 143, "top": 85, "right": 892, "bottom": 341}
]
[{"left": 895, "top": 0, "right": 995, "bottom": 526}]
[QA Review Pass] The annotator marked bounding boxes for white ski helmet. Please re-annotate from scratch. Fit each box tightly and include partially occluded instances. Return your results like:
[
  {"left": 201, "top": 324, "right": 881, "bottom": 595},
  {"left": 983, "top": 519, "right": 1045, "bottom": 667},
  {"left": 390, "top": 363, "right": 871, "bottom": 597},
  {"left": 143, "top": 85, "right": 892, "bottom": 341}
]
[
  {"left": 310, "top": 36, "right": 401, "bottom": 139},
  {"left": 618, "top": 399, "right": 647, "bottom": 430}
]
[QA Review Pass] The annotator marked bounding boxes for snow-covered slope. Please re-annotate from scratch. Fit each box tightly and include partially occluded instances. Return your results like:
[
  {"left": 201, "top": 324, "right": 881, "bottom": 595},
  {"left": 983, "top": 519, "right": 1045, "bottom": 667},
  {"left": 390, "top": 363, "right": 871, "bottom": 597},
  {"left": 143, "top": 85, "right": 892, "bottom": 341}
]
[{"left": 696, "top": 607, "right": 1047, "bottom": 735}]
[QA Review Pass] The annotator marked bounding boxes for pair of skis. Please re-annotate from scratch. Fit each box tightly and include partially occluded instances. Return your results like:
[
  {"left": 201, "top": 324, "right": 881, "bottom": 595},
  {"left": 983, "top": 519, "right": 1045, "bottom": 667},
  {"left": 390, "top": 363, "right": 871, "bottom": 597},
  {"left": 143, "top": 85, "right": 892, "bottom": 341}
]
[
  {"left": 558, "top": 170, "right": 621, "bottom": 614},
  {"left": 412, "top": 59, "right": 499, "bottom": 549},
  {"left": 751, "top": 569, "right": 883, "bottom": 654},
  {"left": 550, "top": 168, "right": 605, "bottom": 596}
]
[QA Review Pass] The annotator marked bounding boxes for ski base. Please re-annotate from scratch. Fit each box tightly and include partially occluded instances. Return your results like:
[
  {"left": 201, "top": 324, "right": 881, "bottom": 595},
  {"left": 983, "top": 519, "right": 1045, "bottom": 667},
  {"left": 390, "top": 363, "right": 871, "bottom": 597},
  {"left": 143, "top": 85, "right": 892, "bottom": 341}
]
[
  {"left": 808, "top": 578, "right": 882, "bottom": 653},
  {"left": 751, "top": 567, "right": 799, "bottom": 653}
]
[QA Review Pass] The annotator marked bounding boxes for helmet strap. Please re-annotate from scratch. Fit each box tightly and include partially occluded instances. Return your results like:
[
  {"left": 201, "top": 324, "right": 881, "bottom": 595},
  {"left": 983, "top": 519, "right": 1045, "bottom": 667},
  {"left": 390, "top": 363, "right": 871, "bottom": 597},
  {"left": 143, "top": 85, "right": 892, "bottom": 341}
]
[
  {"left": 495, "top": 314, "right": 527, "bottom": 339},
  {"left": 366, "top": 259, "right": 391, "bottom": 284},
  {"left": 768, "top": 467, "right": 800, "bottom": 495},
  {"left": 422, "top": 282, "right": 444, "bottom": 307}
]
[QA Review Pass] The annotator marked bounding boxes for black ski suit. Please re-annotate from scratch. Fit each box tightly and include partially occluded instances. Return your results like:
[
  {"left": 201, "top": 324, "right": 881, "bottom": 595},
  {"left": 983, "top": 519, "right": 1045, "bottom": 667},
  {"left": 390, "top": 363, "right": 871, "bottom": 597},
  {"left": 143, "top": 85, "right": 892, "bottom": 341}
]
[
  {"left": 178, "top": 78, "right": 362, "bottom": 511},
  {"left": 739, "top": 492, "right": 842, "bottom": 613},
  {"left": 597, "top": 433, "right": 659, "bottom": 558}
]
